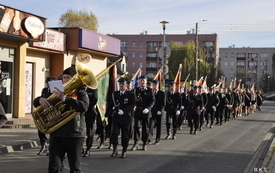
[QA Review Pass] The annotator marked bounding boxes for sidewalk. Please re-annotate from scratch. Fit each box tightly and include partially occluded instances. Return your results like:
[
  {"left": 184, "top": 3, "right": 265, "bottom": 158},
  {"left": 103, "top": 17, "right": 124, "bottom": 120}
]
[
  {"left": 261, "top": 135, "right": 275, "bottom": 172},
  {"left": 0, "top": 127, "right": 40, "bottom": 154}
]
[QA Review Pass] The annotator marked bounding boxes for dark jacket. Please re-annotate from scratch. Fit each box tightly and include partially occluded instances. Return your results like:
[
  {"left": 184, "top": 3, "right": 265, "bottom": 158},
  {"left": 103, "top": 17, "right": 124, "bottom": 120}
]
[
  {"left": 206, "top": 93, "right": 220, "bottom": 112},
  {"left": 165, "top": 91, "right": 182, "bottom": 112},
  {"left": 33, "top": 86, "right": 89, "bottom": 138},
  {"left": 217, "top": 93, "right": 228, "bottom": 109},
  {"left": 134, "top": 87, "right": 155, "bottom": 117},
  {"left": 232, "top": 92, "right": 241, "bottom": 108},
  {"left": 107, "top": 90, "right": 135, "bottom": 124},
  {"left": 84, "top": 88, "right": 98, "bottom": 119},
  {"left": 181, "top": 93, "right": 188, "bottom": 110},
  {"left": 187, "top": 92, "right": 203, "bottom": 115},
  {"left": 33, "top": 88, "right": 52, "bottom": 108},
  {"left": 152, "top": 90, "right": 165, "bottom": 112}
]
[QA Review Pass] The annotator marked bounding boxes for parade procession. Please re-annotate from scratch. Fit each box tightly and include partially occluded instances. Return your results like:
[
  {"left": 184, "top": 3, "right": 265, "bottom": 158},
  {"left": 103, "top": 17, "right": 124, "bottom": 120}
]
[
  {"left": 31, "top": 59, "right": 264, "bottom": 172},
  {"left": 0, "top": 2, "right": 274, "bottom": 173}
]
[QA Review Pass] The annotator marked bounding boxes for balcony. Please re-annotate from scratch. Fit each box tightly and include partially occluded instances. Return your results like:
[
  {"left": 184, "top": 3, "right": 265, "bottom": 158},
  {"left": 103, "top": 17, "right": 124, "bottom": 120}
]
[
  {"left": 146, "top": 67, "right": 157, "bottom": 72},
  {"left": 147, "top": 57, "right": 158, "bottom": 61},
  {"left": 147, "top": 47, "right": 158, "bottom": 52}
]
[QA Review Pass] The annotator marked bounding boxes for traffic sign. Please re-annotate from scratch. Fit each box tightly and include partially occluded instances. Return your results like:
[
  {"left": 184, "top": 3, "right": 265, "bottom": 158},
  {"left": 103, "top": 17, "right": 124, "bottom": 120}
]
[
  {"left": 162, "top": 64, "right": 169, "bottom": 75},
  {"left": 158, "top": 47, "right": 171, "bottom": 59}
]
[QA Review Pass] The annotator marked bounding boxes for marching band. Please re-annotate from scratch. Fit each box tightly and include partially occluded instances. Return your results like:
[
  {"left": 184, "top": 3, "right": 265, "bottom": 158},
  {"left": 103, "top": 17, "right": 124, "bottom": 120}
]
[{"left": 34, "top": 66, "right": 264, "bottom": 172}]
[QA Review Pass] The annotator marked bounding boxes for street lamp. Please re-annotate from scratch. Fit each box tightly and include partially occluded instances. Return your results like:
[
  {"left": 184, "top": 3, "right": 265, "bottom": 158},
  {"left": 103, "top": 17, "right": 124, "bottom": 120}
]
[
  {"left": 268, "top": 75, "right": 270, "bottom": 93},
  {"left": 195, "top": 20, "right": 207, "bottom": 82},
  {"left": 160, "top": 20, "right": 169, "bottom": 91}
]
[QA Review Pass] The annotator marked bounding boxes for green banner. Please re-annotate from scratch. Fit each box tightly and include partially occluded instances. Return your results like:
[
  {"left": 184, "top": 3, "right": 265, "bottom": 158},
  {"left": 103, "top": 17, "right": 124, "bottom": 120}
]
[{"left": 96, "top": 71, "right": 110, "bottom": 121}]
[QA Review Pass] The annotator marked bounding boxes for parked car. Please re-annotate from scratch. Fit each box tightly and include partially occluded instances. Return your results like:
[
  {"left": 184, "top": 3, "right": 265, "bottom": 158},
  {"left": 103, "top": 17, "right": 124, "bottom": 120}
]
[{"left": 264, "top": 93, "right": 275, "bottom": 100}]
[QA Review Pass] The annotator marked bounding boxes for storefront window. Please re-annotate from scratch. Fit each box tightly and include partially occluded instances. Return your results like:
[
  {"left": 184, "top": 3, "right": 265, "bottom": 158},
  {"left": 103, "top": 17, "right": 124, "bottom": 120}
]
[{"left": 0, "top": 46, "right": 14, "bottom": 114}]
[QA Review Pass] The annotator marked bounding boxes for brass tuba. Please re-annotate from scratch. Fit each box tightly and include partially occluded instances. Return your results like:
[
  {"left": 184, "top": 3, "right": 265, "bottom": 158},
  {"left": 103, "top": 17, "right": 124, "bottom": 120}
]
[{"left": 32, "top": 63, "right": 97, "bottom": 134}]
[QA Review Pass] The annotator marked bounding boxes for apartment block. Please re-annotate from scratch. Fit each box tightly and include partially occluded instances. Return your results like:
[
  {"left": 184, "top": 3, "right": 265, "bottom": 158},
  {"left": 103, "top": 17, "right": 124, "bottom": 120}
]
[
  {"left": 111, "top": 32, "right": 219, "bottom": 78},
  {"left": 220, "top": 46, "right": 275, "bottom": 89}
]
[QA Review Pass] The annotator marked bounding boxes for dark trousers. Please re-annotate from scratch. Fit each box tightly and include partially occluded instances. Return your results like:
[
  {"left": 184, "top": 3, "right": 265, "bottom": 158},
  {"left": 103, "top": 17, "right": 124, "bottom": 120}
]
[
  {"left": 224, "top": 108, "right": 231, "bottom": 121},
  {"left": 85, "top": 116, "right": 96, "bottom": 150},
  {"left": 48, "top": 137, "right": 84, "bottom": 173},
  {"left": 149, "top": 109, "right": 162, "bottom": 143},
  {"left": 166, "top": 110, "right": 178, "bottom": 136},
  {"left": 133, "top": 110, "right": 149, "bottom": 145},
  {"left": 129, "top": 112, "right": 134, "bottom": 140},
  {"left": 38, "top": 130, "right": 47, "bottom": 146},
  {"left": 178, "top": 110, "right": 184, "bottom": 127},
  {"left": 216, "top": 107, "right": 224, "bottom": 123},
  {"left": 111, "top": 121, "right": 131, "bottom": 148},
  {"left": 187, "top": 111, "right": 200, "bottom": 131},
  {"left": 199, "top": 111, "right": 205, "bottom": 128},
  {"left": 205, "top": 110, "right": 215, "bottom": 126}
]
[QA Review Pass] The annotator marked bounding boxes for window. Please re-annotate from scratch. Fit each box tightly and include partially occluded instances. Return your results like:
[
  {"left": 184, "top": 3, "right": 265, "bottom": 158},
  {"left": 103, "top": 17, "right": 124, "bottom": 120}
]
[
  {"left": 147, "top": 53, "right": 157, "bottom": 57},
  {"left": 204, "top": 41, "right": 214, "bottom": 48},
  {"left": 132, "top": 41, "right": 136, "bottom": 47},
  {"left": 139, "top": 52, "right": 143, "bottom": 58},
  {"left": 147, "top": 63, "right": 157, "bottom": 68},
  {"left": 139, "top": 41, "right": 143, "bottom": 47},
  {"left": 237, "top": 53, "right": 246, "bottom": 60},
  {"left": 139, "top": 62, "right": 143, "bottom": 68},
  {"left": 132, "top": 52, "right": 136, "bottom": 57},
  {"left": 121, "top": 42, "right": 127, "bottom": 47},
  {"left": 231, "top": 53, "right": 234, "bottom": 58},
  {"left": 225, "top": 52, "right": 228, "bottom": 58},
  {"left": 132, "top": 62, "right": 135, "bottom": 68},
  {"left": 225, "top": 62, "right": 228, "bottom": 66},
  {"left": 261, "top": 53, "right": 268, "bottom": 58},
  {"left": 147, "top": 42, "right": 158, "bottom": 47},
  {"left": 147, "top": 73, "right": 154, "bottom": 78},
  {"left": 231, "top": 62, "right": 234, "bottom": 66}
]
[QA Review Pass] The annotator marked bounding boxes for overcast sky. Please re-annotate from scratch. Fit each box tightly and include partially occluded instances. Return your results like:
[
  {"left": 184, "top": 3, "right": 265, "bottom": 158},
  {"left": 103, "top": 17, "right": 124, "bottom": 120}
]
[{"left": 2, "top": 0, "right": 275, "bottom": 47}]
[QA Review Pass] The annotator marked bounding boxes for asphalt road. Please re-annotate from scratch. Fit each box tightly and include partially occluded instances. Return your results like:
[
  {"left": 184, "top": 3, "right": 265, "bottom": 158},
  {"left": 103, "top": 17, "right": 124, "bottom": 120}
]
[{"left": 0, "top": 101, "right": 274, "bottom": 173}]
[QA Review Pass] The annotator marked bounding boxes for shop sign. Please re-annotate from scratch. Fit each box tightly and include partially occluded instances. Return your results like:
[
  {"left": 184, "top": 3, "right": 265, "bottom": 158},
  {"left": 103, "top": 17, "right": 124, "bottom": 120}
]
[
  {"left": 0, "top": 4, "right": 46, "bottom": 41},
  {"left": 77, "top": 53, "right": 92, "bottom": 63},
  {"left": 31, "top": 29, "right": 66, "bottom": 52},
  {"left": 79, "top": 29, "right": 120, "bottom": 56}
]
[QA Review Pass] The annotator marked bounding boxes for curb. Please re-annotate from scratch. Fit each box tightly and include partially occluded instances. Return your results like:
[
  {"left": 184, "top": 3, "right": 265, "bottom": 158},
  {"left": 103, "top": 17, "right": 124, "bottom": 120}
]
[
  {"left": 0, "top": 140, "right": 40, "bottom": 155},
  {"left": 243, "top": 132, "right": 274, "bottom": 173},
  {"left": 262, "top": 136, "right": 275, "bottom": 172}
]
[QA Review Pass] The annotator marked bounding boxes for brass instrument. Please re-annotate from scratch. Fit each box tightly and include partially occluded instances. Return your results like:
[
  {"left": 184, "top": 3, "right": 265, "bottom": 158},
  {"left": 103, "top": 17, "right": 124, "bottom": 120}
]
[{"left": 32, "top": 63, "right": 97, "bottom": 134}]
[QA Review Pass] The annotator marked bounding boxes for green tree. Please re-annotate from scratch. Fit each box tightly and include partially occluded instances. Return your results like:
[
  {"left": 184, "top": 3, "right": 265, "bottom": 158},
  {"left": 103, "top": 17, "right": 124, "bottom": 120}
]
[
  {"left": 169, "top": 41, "right": 211, "bottom": 84},
  {"left": 58, "top": 9, "right": 98, "bottom": 32}
]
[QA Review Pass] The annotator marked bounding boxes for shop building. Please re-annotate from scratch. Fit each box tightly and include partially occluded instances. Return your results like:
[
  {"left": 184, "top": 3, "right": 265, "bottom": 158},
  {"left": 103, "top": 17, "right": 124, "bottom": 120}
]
[{"left": 0, "top": 4, "right": 121, "bottom": 119}]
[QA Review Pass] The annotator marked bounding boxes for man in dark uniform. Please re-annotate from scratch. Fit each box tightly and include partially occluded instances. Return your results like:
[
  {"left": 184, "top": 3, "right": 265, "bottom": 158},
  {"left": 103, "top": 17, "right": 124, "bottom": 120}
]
[
  {"left": 216, "top": 88, "right": 228, "bottom": 125},
  {"left": 187, "top": 86, "right": 204, "bottom": 134},
  {"left": 149, "top": 80, "right": 165, "bottom": 145},
  {"left": 82, "top": 88, "right": 98, "bottom": 157},
  {"left": 205, "top": 88, "right": 220, "bottom": 128},
  {"left": 131, "top": 75, "right": 155, "bottom": 151},
  {"left": 106, "top": 78, "right": 135, "bottom": 158},
  {"left": 33, "top": 77, "right": 55, "bottom": 155},
  {"left": 165, "top": 82, "right": 181, "bottom": 140},
  {"left": 126, "top": 79, "right": 134, "bottom": 142},
  {"left": 34, "top": 67, "right": 89, "bottom": 173},
  {"left": 198, "top": 86, "right": 207, "bottom": 131},
  {"left": 178, "top": 86, "right": 187, "bottom": 130}
]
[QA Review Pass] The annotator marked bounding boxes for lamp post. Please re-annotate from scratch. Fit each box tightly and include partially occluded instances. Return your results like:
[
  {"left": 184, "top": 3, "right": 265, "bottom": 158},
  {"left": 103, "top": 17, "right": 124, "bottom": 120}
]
[
  {"left": 195, "top": 20, "right": 207, "bottom": 82},
  {"left": 160, "top": 20, "right": 169, "bottom": 91},
  {"left": 268, "top": 75, "right": 270, "bottom": 93}
]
